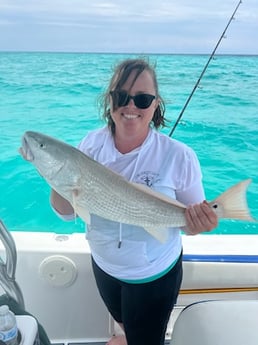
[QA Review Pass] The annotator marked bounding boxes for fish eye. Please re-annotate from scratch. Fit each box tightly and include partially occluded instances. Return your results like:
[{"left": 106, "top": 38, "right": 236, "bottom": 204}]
[
  {"left": 39, "top": 143, "right": 46, "bottom": 149},
  {"left": 212, "top": 203, "right": 218, "bottom": 209}
]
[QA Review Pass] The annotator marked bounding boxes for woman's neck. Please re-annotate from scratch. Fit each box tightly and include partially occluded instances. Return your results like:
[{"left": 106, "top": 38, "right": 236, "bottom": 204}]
[{"left": 114, "top": 129, "right": 150, "bottom": 154}]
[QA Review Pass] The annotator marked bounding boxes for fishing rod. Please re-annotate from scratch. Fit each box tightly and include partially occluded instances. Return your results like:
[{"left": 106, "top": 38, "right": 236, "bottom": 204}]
[{"left": 168, "top": 0, "right": 242, "bottom": 137}]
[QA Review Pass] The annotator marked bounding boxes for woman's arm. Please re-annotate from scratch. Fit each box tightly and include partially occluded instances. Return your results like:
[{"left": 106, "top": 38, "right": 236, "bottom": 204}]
[{"left": 50, "top": 189, "right": 75, "bottom": 217}]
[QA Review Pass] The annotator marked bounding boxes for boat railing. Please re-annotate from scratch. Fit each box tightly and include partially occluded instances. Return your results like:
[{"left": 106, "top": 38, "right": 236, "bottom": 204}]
[{"left": 0, "top": 219, "right": 25, "bottom": 309}]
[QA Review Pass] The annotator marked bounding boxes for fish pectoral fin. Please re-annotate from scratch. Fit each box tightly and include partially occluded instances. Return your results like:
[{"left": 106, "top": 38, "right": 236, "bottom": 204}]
[
  {"left": 71, "top": 188, "right": 91, "bottom": 225},
  {"left": 144, "top": 227, "right": 168, "bottom": 243},
  {"left": 74, "top": 205, "right": 91, "bottom": 225}
]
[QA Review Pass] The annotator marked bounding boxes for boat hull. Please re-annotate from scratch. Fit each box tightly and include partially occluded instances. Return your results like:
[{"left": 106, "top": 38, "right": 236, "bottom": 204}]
[{"left": 2, "top": 232, "right": 258, "bottom": 343}]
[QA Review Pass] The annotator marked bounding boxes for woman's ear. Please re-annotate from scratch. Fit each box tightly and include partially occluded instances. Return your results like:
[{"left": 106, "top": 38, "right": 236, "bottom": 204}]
[{"left": 154, "top": 97, "right": 160, "bottom": 110}]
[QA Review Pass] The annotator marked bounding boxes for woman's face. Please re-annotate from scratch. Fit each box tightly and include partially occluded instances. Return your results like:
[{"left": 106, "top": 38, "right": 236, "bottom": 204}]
[{"left": 110, "top": 69, "right": 159, "bottom": 139}]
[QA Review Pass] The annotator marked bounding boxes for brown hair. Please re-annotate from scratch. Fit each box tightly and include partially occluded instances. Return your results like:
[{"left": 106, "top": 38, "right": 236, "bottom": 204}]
[{"left": 100, "top": 58, "right": 168, "bottom": 134}]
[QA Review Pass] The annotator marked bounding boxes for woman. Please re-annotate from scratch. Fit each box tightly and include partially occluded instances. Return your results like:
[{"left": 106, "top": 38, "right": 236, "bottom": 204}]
[{"left": 51, "top": 58, "right": 218, "bottom": 345}]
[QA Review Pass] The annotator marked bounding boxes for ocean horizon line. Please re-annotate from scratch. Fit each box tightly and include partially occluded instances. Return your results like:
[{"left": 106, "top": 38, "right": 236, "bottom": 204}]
[{"left": 0, "top": 50, "right": 257, "bottom": 58}]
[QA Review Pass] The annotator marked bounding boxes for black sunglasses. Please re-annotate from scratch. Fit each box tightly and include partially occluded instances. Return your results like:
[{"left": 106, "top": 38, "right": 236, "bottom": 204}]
[{"left": 110, "top": 90, "right": 156, "bottom": 109}]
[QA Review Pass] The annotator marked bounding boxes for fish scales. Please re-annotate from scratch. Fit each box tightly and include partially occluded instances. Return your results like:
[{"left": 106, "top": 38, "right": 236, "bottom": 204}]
[{"left": 75, "top": 159, "right": 186, "bottom": 228}]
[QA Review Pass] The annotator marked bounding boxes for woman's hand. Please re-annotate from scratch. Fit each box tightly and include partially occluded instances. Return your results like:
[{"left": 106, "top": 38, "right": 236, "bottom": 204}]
[{"left": 184, "top": 200, "right": 218, "bottom": 235}]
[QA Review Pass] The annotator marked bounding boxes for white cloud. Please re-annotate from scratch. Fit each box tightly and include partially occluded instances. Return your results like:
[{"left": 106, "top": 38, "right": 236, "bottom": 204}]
[{"left": 0, "top": 0, "right": 257, "bottom": 54}]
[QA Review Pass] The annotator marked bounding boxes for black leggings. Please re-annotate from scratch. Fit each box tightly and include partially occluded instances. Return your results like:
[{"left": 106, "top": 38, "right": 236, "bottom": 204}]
[{"left": 91, "top": 253, "right": 183, "bottom": 345}]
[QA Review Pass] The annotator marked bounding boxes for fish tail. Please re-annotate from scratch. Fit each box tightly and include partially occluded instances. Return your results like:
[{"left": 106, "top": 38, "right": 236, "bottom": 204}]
[{"left": 211, "top": 179, "right": 256, "bottom": 221}]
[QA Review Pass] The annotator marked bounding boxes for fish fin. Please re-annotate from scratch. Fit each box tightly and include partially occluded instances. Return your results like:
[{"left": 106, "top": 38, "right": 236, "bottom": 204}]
[
  {"left": 75, "top": 206, "right": 91, "bottom": 225},
  {"left": 130, "top": 182, "right": 186, "bottom": 208},
  {"left": 71, "top": 189, "right": 91, "bottom": 225},
  {"left": 144, "top": 227, "right": 169, "bottom": 243},
  {"left": 210, "top": 179, "right": 256, "bottom": 221}
]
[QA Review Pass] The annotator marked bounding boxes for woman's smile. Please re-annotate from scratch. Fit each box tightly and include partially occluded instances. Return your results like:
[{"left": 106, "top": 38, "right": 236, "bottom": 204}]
[{"left": 122, "top": 113, "right": 141, "bottom": 120}]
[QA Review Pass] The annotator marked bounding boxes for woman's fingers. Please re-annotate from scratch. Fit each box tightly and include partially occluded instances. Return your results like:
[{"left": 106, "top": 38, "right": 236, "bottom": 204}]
[{"left": 184, "top": 201, "right": 218, "bottom": 235}]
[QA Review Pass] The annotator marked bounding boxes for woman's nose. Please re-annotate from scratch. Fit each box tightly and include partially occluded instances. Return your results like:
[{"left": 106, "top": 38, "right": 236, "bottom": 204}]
[{"left": 127, "top": 98, "right": 136, "bottom": 107}]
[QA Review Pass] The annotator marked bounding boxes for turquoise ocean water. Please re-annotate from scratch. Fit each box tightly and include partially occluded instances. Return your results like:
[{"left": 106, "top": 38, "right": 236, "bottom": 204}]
[{"left": 1, "top": 52, "right": 257, "bottom": 234}]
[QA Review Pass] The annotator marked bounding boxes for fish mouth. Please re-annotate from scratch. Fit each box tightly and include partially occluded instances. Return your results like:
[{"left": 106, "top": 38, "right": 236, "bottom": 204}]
[{"left": 19, "top": 134, "right": 34, "bottom": 162}]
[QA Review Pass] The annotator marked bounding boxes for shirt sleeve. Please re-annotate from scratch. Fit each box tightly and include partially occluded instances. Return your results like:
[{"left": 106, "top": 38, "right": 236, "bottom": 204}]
[
  {"left": 175, "top": 146, "right": 205, "bottom": 206},
  {"left": 176, "top": 180, "right": 205, "bottom": 206}
]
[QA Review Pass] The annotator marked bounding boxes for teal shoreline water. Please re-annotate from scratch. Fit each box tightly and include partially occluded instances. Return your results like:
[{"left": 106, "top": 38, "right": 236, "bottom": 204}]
[{"left": 1, "top": 52, "right": 257, "bottom": 234}]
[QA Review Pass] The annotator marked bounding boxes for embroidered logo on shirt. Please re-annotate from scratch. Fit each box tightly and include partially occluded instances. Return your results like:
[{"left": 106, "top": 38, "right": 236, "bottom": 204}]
[{"left": 134, "top": 171, "right": 160, "bottom": 187}]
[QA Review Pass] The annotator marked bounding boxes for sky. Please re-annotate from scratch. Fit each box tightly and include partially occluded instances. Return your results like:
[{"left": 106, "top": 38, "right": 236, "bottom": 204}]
[{"left": 0, "top": 0, "right": 257, "bottom": 54}]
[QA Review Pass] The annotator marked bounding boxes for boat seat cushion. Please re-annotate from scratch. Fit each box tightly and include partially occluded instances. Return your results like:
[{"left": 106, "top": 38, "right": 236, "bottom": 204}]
[{"left": 170, "top": 299, "right": 258, "bottom": 345}]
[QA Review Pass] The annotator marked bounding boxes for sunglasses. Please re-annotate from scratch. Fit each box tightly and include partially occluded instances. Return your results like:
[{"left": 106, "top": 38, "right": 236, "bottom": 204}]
[{"left": 110, "top": 90, "right": 156, "bottom": 109}]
